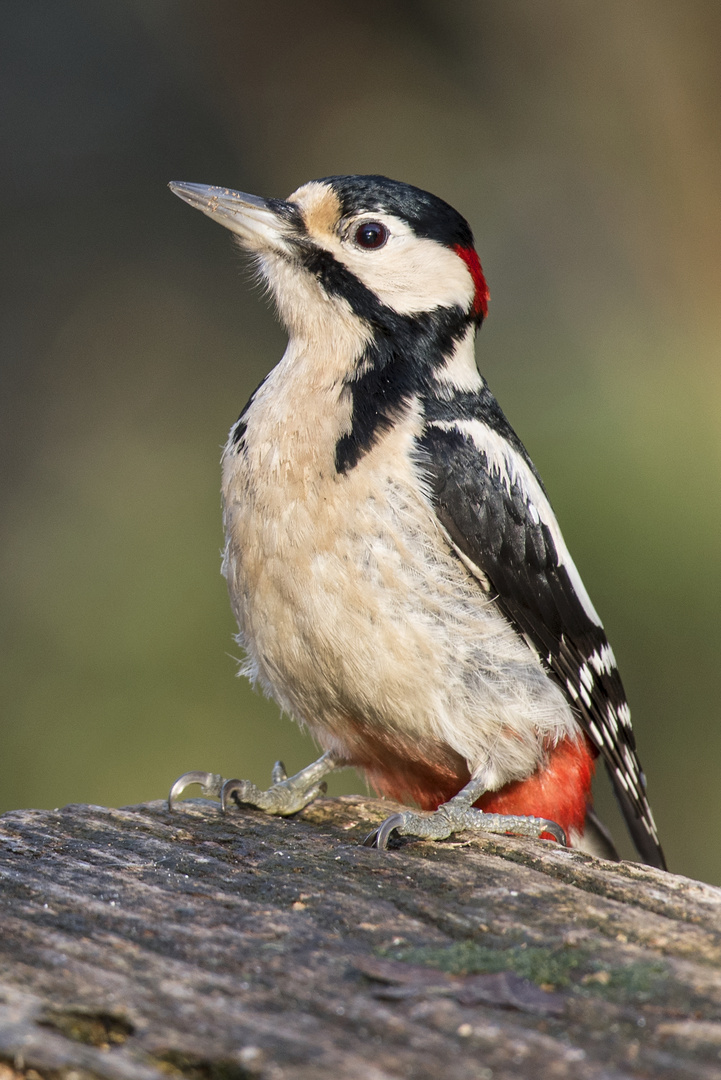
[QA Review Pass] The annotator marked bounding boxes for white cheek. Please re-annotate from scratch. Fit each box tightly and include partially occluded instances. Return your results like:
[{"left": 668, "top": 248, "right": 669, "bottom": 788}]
[
  {"left": 360, "top": 239, "right": 475, "bottom": 313},
  {"left": 319, "top": 232, "right": 475, "bottom": 315}
]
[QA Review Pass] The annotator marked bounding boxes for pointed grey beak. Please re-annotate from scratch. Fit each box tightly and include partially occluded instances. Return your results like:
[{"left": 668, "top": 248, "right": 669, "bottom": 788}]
[{"left": 169, "top": 182, "right": 300, "bottom": 252}]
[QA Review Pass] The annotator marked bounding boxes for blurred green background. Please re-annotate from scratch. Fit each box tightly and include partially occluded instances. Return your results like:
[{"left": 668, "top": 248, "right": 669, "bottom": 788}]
[{"left": 1, "top": 2, "right": 720, "bottom": 882}]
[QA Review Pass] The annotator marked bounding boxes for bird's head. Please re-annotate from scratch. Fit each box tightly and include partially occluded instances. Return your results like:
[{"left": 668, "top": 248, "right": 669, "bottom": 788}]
[{"left": 169, "top": 175, "right": 489, "bottom": 341}]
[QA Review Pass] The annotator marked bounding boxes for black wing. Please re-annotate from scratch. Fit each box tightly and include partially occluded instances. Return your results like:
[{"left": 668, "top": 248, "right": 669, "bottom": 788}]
[{"left": 417, "top": 417, "right": 666, "bottom": 870}]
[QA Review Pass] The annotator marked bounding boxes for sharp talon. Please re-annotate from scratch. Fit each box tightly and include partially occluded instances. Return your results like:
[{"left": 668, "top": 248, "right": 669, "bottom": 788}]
[
  {"left": 271, "top": 761, "right": 288, "bottom": 784},
  {"left": 374, "top": 813, "right": 405, "bottom": 850},
  {"left": 220, "top": 778, "right": 245, "bottom": 812},
  {"left": 541, "top": 820, "right": 567, "bottom": 846},
  {"left": 362, "top": 829, "right": 379, "bottom": 848},
  {"left": 168, "top": 770, "right": 217, "bottom": 811}
]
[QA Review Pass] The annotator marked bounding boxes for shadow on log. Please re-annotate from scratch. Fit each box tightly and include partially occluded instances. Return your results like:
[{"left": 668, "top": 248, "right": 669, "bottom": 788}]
[{"left": 1, "top": 796, "right": 721, "bottom": 1079}]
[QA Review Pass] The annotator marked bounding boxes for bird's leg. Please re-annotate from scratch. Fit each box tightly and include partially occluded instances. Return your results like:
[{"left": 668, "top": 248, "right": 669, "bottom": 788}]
[
  {"left": 168, "top": 751, "right": 341, "bottom": 816},
  {"left": 364, "top": 774, "right": 567, "bottom": 850}
]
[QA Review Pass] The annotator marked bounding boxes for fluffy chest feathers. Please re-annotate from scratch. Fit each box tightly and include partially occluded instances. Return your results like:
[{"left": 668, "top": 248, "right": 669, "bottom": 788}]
[{"left": 221, "top": 338, "right": 575, "bottom": 791}]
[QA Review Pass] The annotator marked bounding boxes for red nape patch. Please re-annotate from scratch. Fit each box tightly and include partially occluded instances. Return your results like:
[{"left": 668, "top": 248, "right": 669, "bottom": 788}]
[
  {"left": 477, "top": 737, "right": 597, "bottom": 843},
  {"left": 453, "top": 244, "right": 490, "bottom": 320}
]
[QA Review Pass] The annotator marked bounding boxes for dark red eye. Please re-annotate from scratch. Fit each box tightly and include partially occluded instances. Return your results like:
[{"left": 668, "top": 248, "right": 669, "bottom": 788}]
[{"left": 354, "top": 221, "right": 388, "bottom": 249}]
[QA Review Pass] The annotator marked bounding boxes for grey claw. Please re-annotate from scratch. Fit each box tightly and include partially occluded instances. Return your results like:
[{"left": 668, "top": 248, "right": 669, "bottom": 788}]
[
  {"left": 220, "top": 778, "right": 247, "bottom": 813},
  {"left": 271, "top": 760, "right": 288, "bottom": 784},
  {"left": 370, "top": 813, "right": 406, "bottom": 850},
  {"left": 539, "top": 819, "right": 568, "bottom": 846},
  {"left": 168, "top": 770, "right": 219, "bottom": 810}
]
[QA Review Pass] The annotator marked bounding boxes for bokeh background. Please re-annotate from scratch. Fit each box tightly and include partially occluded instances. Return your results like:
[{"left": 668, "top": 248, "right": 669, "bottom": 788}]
[{"left": 2, "top": 1, "right": 720, "bottom": 882}]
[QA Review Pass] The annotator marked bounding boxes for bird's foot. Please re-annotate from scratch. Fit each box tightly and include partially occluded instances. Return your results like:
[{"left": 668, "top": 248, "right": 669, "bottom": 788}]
[
  {"left": 364, "top": 801, "right": 567, "bottom": 850},
  {"left": 168, "top": 752, "right": 338, "bottom": 817}
]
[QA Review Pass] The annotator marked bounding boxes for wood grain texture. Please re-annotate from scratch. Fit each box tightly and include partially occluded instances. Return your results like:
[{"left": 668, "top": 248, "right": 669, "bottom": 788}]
[{"left": 1, "top": 796, "right": 720, "bottom": 1079}]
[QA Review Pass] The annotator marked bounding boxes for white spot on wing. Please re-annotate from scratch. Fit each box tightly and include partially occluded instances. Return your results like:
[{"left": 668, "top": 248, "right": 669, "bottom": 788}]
[
  {"left": 606, "top": 704, "right": 619, "bottom": 734},
  {"left": 589, "top": 644, "right": 617, "bottom": 676},
  {"left": 579, "top": 664, "right": 594, "bottom": 691},
  {"left": 588, "top": 719, "right": 603, "bottom": 745}
]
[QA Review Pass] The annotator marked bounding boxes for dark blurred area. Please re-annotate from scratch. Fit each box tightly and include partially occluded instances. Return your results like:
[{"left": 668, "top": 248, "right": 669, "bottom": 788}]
[{"left": 1, "top": 1, "right": 720, "bottom": 881}]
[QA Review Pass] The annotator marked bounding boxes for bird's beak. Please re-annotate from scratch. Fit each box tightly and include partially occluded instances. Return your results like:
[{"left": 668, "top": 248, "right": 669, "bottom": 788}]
[{"left": 169, "top": 182, "right": 300, "bottom": 253}]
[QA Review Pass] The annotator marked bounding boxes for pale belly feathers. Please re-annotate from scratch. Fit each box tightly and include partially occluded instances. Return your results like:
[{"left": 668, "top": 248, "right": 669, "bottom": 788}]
[{"left": 221, "top": 356, "right": 578, "bottom": 793}]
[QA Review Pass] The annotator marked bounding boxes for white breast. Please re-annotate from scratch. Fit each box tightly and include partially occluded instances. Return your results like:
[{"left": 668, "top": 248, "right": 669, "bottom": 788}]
[{"left": 221, "top": 342, "right": 578, "bottom": 792}]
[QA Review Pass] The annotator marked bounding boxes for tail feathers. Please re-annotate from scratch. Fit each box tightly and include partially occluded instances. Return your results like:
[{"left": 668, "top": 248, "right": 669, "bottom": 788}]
[{"left": 608, "top": 773, "right": 667, "bottom": 871}]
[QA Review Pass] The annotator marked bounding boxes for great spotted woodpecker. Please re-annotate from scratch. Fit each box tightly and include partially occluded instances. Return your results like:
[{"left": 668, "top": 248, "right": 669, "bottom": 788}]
[{"left": 168, "top": 175, "right": 666, "bottom": 870}]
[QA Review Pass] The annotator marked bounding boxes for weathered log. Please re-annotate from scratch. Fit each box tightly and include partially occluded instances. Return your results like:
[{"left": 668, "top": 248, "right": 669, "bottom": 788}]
[{"left": 1, "top": 796, "right": 720, "bottom": 1079}]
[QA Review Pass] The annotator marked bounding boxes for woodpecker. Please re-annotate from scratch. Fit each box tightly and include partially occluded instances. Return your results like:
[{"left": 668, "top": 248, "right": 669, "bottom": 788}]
[{"left": 168, "top": 175, "right": 666, "bottom": 870}]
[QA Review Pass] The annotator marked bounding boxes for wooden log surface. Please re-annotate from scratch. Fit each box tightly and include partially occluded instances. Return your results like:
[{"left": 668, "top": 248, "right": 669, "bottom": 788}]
[{"left": 1, "top": 795, "right": 721, "bottom": 1079}]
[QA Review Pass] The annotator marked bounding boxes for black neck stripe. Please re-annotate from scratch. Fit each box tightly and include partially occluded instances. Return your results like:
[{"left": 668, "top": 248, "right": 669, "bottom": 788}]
[
  {"left": 334, "top": 305, "right": 473, "bottom": 473},
  {"left": 292, "top": 235, "right": 477, "bottom": 474}
]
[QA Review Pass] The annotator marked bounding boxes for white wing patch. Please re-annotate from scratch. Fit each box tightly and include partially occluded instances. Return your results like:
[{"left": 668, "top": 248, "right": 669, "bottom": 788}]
[{"left": 427, "top": 417, "right": 603, "bottom": 628}]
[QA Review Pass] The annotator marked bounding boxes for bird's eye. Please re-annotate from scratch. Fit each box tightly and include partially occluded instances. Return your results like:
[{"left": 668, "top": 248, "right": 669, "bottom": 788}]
[{"left": 354, "top": 221, "right": 388, "bottom": 249}]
